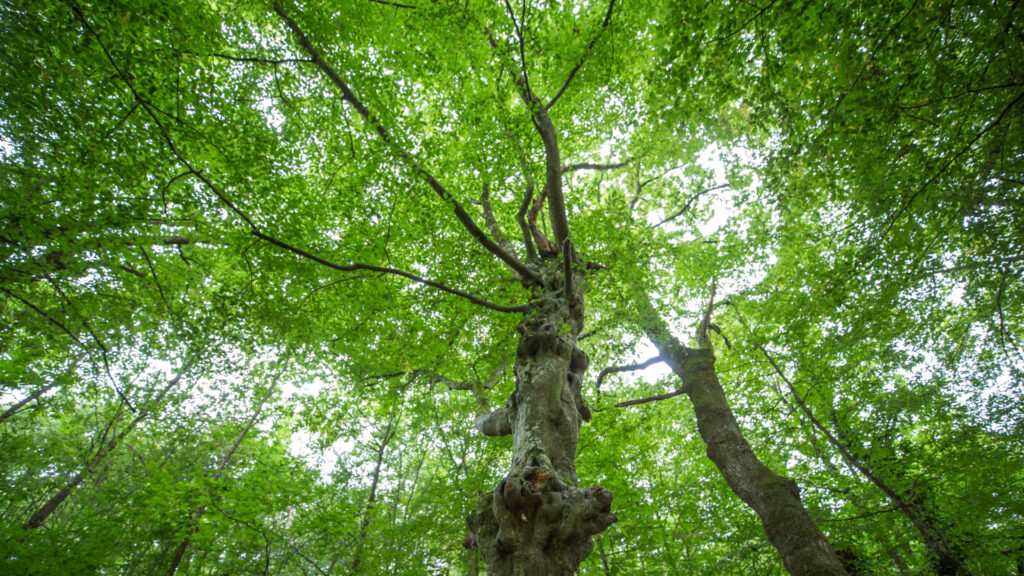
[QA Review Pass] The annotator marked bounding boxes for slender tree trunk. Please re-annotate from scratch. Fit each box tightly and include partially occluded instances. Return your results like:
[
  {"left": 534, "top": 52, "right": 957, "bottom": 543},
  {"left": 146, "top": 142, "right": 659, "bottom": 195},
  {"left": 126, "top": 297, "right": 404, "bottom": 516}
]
[
  {"left": 597, "top": 538, "right": 612, "bottom": 576},
  {"left": 22, "top": 368, "right": 187, "bottom": 530},
  {"left": 1, "top": 382, "right": 60, "bottom": 423},
  {"left": 883, "top": 542, "right": 911, "bottom": 575},
  {"left": 639, "top": 299, "right": 849, "bottom": 576},
  {"left": 348, "top": 417, "right": 394, "bottom": 575},
  {"left": 756, "top": 344, "right": 975, "bottom": 576},
  {"left": 167, "top": 383, "right": 273, "bottom": 576},
  {"left": 469, "top": 260, "right": 616, "bottom": 576}
]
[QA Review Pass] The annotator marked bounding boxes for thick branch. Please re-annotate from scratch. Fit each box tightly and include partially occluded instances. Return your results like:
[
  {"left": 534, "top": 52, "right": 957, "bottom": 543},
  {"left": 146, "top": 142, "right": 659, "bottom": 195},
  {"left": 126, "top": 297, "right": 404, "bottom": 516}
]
[
  {"left": 633, "top": 291, "right": 849, "bottom": 575},
  {"left": 546, "top": 0, "right": 617, "bottom": 110},
  {"left": 475, "top": 404, "right": 512, "bottom": 436},
  {"left": 594, "top": 355, "right": 663, "bottom": 392},
  {"left": 274, "top": 1, "right": 541, "bottom": 285},
  {"left": 510, "top": 135, "right": 540, "bottom": 262},
  {"left": 484, "top": 26, "right": 570, "bottom": 251},
  {"left": 480, "top": 183, "right": 516, "bottom": 256},
  {"left": 614, "top": 387, "right": 685, "bottom": 408},
  {"left": 527, "top": 186, "right": 557, "bottom": 255},
  {"left": 252, "top": 230, "right": 529, "bottom": 313},
  {"left": 533, "top": 105, "right": 569, "bottom": 248}
]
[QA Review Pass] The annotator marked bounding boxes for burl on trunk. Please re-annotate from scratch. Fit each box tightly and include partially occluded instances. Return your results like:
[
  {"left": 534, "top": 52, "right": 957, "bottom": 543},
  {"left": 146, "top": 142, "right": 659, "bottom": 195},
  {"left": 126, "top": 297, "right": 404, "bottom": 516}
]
[{"left": 469, "top": 261, "right": 616, "bottom": 576}]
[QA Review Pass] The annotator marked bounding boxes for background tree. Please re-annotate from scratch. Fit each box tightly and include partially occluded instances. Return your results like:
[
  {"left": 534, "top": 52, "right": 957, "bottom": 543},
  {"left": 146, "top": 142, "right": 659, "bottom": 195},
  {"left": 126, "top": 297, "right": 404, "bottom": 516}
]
[{"left": 2, "top": 0, "right": 1021, "bottom": 574}]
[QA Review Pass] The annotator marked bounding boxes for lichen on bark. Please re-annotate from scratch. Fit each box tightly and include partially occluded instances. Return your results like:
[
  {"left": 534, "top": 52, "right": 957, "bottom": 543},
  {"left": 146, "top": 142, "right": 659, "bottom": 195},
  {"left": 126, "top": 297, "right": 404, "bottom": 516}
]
[{"left": 468, "top": 259, "right": 615, "bottom": 576}]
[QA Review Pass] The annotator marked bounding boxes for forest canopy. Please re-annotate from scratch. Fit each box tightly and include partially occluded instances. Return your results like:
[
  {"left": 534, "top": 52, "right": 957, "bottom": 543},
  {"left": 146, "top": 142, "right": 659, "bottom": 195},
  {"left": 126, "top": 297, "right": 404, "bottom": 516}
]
[{"left": 1, "top": 0, "right": 1022, "bottom": 574}]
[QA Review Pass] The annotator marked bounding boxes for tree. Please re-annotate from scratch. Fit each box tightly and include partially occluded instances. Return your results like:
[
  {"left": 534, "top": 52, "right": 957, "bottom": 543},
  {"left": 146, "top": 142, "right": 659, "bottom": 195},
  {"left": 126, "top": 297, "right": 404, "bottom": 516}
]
[{"left": 2, "top": 0, "right": 1021, "bottom": 575}]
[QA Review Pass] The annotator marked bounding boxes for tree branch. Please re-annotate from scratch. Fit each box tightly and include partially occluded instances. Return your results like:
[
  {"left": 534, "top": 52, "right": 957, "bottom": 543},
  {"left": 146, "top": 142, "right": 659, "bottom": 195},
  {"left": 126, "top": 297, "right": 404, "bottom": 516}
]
[
  {"left": 484, "top": 26, "right": 570, "bottom": 252},
  {"left": 562, "top": 159, "right": 629, "bottom": 173},
  {"left": 502, "top": 0, "right": 534, "bottom": 100},
  {"left": 613, "top": 387, "right": 686, "bottom": 408},
  {"left": 251, "top": 230, "right": 529, "bottom": 313},
  {"left": 72, "top": 5, "right": 530, "bottom": 315},
  {"left": 594, "top": 355, "right": 663, "bottom": 392},
  {"left": 563, "top": 237, "right": 576, "bottom": 308},
  {"left": 367, "top": 0, "right": 417, "bottom": 9},
  {"left": 273, "top": 1, "right": 541, "bottom": 285},
  {"left": 655, "top": 184, "right": 729, "bottom": 228},
  {"left": 533, "top": 104, "right": 569, "bottom": 248},
  {"left": 884, "top": 88, "right": 1024, "bottom": 234},
  {"left": 510, "top": 134, "right": 540, "bottom": 262},
  {"left": 546, "top": 0, "right": 617, "bottom": 111},
  {"left": 0, "top": 286, "right": 88, "bottom": 349},
  {"left": 526, "top": 185, "right": 558, "bottom": 255},
  {"left": 363, "top": 368, "right": 502, "bottom": 391},
  {"left": 475, "top": 404, "right": 513, "bottom": 436},
  {"left": 176, "top": 49, "right": 313, "bottom": 65},
  {"left": 480, "top": 182, "right": 517, "bottom": 256}
]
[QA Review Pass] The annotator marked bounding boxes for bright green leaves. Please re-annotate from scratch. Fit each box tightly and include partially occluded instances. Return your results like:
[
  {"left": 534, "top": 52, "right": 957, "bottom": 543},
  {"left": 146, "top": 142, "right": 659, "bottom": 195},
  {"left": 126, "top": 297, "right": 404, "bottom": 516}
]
[{"left": 2, "top": 0, "right": 1022, "bottom": 574}]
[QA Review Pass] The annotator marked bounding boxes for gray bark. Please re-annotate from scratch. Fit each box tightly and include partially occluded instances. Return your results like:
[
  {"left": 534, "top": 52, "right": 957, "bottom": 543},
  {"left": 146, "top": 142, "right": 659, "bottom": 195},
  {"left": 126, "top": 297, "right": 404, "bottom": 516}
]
[
  {"left": 469, "top": 260, "right": 615, "bottom": 576},
  {"left": 639, "top": 299, "right": 849, "bottom": 576}
]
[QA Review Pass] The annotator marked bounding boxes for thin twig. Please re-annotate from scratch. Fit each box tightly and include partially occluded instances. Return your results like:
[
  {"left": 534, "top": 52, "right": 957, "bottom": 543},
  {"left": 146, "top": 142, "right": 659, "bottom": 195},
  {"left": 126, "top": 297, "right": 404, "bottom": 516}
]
[
  {"left": 655, "top": 184, "right": 728, "bottom": 228},
  {"left": 547, "top": 0, "right": 617, "bottom": 110}
]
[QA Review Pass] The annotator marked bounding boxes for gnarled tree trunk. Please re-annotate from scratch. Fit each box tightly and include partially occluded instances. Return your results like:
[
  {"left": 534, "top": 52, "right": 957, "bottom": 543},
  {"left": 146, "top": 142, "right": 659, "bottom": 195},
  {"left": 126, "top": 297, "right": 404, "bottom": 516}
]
[{"left": 469, "top": 260, "right": 616, "bottom": 576}]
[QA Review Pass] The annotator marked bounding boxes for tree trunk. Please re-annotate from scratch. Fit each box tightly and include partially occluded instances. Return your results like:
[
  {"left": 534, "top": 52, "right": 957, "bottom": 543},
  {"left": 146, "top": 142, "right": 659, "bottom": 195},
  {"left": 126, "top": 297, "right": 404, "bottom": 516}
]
[
  {"left": 756, "top": 344, "right": 975, "bottom": 576},
  {"left": 348, "top": 417, "right": 394, "bottom": 575},
  {"left": 23, "top": 368, "right": 187, "bottom": 530},
  {"left": 167, "top": 381, "right": 273, "bottom": 576},
  {"left": 469, "top": 260, "right": 616, "bottom": 576},
  {"left": 639, "top": 301, "right": 849, "bottom": 576},
  {"left": 1, "top": 381, "right": 60, "bottom": 423}
]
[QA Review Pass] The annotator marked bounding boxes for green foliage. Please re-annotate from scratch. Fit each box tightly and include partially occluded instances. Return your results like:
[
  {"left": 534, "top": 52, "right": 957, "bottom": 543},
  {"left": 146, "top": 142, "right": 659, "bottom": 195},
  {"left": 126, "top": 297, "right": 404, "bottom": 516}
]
[{"left": 2, "top": 0, "right": 1021, "bottom": 574}]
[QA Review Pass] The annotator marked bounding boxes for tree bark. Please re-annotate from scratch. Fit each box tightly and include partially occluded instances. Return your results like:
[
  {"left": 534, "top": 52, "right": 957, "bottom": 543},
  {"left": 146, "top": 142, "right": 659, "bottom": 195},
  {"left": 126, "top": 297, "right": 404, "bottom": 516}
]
[
  {"left": 638, "top": 299, "right": 849, "bottom": 576},
  {"left": 469, "top": 260, "right": 616, "bottom": 576},
  {"left": 756, "top": 344, "right": 975, "bottom": 576}
]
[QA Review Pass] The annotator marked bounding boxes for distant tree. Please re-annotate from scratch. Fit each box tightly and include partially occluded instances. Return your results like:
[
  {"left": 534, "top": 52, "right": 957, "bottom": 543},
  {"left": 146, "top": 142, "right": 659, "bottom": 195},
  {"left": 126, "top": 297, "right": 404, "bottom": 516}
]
[{"left": 2, "top": 1, "right": 1020, "bottom": 575}]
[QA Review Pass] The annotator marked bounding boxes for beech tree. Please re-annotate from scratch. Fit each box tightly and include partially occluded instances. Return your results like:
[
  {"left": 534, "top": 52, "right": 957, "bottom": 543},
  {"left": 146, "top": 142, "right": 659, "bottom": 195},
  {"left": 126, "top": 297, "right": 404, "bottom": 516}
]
[{"left": 2, "top": 0, "right": 1022, "bottom": 575}]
